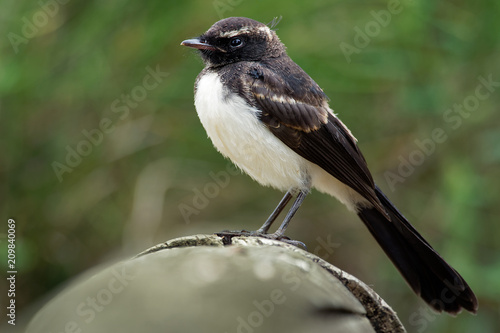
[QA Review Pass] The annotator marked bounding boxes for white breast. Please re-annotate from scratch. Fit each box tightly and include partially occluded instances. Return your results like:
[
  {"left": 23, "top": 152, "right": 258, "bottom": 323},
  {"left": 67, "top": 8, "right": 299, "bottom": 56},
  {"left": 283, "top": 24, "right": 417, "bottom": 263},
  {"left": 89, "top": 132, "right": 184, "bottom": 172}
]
[
  {"left": 193, "top": 72, "right": 365, "bottom": 211},
  {"left": 194, "top": 72, "right": 308, "bottom": 191}
]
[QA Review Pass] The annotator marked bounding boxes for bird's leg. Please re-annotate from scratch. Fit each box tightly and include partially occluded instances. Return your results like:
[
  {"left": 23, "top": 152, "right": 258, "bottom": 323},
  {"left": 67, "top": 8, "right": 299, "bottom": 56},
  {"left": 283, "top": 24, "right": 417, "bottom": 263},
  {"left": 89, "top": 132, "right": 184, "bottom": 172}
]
[
  {"left": 256, "top": 190, "right": 295, "bottom": 234},
  {"left": 272, "top": 188, "right": 309, "bottom": 239},
  {"left": 217, "top": 186, "right": 309, "bottom": 249}
]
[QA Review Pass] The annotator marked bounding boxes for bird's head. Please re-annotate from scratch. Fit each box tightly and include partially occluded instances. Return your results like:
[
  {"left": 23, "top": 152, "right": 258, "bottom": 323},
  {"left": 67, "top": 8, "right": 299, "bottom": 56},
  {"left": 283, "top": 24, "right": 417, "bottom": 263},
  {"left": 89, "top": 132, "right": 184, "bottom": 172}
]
[{"left": 181, "top": 17, "right": 286, "bottom": 67}]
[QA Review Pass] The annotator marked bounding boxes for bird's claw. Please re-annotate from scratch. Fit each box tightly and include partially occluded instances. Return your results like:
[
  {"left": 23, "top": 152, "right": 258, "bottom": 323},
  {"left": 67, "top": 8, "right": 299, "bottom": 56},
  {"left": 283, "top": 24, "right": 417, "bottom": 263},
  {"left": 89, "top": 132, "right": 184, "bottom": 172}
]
[{"left": 215, "top": 230, "right": 307, "bottom": 250}]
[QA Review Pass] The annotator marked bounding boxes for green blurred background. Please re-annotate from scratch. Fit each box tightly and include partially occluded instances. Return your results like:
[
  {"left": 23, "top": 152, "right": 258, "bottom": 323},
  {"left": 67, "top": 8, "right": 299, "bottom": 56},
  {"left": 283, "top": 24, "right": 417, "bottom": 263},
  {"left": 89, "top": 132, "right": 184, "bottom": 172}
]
[{"left": 1, "top": 0, "right": 499, "bottom": 331}]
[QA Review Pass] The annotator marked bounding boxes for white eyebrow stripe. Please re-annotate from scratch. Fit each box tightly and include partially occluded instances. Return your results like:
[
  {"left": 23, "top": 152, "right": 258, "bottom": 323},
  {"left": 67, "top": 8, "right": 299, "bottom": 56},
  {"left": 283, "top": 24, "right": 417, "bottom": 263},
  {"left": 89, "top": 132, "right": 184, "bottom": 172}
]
[
  {"left": 219, "top": 26, "right": 272, "bottom": 38},
  {"left": 219, "top": 27, "right": 251, "bottom": 38},
  {"left": 258, "top": 26, "right": 273, "bottom": 39}
]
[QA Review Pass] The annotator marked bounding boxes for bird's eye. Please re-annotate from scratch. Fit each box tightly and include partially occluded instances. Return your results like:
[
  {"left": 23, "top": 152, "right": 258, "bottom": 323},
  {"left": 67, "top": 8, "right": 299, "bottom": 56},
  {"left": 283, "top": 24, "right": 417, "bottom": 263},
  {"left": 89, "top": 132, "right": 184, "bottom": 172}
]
[{"left": 229, "top": 37, "right": 243, "bottom": 48}]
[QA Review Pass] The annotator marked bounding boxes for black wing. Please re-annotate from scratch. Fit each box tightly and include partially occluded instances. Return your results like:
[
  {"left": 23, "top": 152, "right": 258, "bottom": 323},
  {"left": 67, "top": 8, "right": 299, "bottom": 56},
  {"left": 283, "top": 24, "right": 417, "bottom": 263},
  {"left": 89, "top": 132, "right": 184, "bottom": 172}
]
[{"left": 243, "top": 62, "right": 387, "bottom": 216}]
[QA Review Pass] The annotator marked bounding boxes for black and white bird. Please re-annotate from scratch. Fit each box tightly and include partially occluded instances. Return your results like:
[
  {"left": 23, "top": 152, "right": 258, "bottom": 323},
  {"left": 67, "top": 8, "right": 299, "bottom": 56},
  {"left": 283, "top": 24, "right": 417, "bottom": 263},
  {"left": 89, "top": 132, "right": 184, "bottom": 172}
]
[{"left": 181, "top": 17, "right": 477, "bottom": 314}]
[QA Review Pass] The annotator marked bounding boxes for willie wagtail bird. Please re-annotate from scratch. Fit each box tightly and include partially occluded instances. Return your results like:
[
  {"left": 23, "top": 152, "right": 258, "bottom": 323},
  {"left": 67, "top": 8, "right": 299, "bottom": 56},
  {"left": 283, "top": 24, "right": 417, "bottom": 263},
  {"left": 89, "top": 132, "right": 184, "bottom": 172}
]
[{"left": 181, "top": 17, "right": 477, "bottom": 314}]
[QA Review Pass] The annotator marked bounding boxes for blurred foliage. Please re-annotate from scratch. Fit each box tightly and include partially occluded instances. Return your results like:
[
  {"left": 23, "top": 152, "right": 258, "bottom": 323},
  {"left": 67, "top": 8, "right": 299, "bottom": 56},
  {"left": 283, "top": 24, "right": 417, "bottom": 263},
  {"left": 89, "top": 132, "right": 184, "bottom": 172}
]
[{"left": 1, "top": 0, "right": 499, "bottom": 331}]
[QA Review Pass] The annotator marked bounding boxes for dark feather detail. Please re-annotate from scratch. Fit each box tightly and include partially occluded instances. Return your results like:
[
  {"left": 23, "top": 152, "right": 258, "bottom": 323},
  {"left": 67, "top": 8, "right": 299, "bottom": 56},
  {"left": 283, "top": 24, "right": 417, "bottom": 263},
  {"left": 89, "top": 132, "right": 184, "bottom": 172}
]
[
  {"left": 236, "top": 60, "right": 387, "bottom": 216},
  {"left": 249, "top": 67, "right": 263, "bottom": 79},
  {"left": 358, "top": 186, "right": 478, "bottom": 314},
  {"left": 267, "top": 112, "right": 386, "bottom": 216}
]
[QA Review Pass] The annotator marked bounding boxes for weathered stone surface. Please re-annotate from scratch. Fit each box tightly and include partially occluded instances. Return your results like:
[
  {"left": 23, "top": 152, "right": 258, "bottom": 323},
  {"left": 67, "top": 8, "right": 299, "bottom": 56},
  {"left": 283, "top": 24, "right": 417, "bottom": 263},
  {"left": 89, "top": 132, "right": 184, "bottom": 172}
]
[{"left": 26, "top": 234, "right": 405, "bottom": 333}]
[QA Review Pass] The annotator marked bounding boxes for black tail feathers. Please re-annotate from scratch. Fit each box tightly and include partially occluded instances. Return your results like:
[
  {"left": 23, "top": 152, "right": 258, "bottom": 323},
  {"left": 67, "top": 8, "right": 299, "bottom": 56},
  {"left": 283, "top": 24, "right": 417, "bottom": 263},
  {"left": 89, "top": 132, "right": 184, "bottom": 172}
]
[{"left": 357, "top": 185, "right": 478, "bottom": 314}]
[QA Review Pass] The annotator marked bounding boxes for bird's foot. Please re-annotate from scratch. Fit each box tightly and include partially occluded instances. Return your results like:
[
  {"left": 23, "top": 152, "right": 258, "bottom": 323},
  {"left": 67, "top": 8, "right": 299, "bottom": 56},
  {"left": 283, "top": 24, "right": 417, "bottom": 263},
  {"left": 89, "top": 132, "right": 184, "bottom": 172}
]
[{"left": 215, "top": 230, "right": 307, "bottom": 250}]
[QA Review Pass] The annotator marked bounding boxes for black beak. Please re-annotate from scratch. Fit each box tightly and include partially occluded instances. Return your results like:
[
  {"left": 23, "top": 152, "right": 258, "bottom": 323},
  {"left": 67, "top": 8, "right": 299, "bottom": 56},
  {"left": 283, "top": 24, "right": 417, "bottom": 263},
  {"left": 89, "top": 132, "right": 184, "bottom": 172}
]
[{"left": 181, "top": 38, "right": 217, "bottom": 51}]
